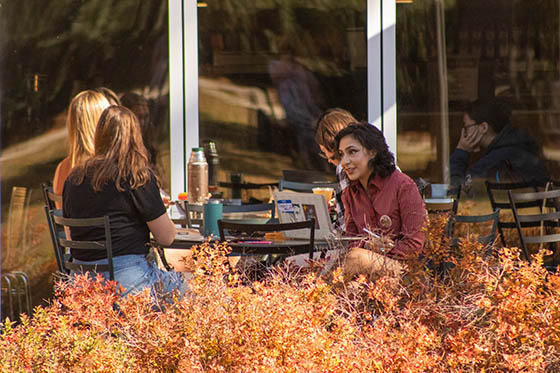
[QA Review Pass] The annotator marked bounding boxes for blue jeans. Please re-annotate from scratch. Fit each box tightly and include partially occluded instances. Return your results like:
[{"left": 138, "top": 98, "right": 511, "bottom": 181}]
[{"left": 71, "top": 254, "right": 184, "bottom": 297}]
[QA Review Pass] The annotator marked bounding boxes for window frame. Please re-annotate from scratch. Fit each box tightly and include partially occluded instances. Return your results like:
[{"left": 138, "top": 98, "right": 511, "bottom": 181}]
[{"left": 169, "top": 0, "right": 397, "bottom": 197}]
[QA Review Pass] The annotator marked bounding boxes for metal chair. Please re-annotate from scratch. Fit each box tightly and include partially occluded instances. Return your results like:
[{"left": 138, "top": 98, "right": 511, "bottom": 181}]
[
  {"left": 1, "top": 271, "right": 32, "bottom": 322},
  {"left": 508, "top": 188, "right": 560, "bottom": 264},
  {"left": 49, "top": 211, "right": 115, "bottom": 280},
  {"left": 278, "top": 179, "right": 339, "bottom": 193},
  {"left": 218, "top": 218, "right": 316, "bottom": 259},
  {"left": 41, "top": 182, "right": 62, "bottom": 210},
  {"left": 44, "top": 206, "right": 67, "bottom": 274},
  {"left": 42, "top": 183, "right": 66, "bottom": 272},
  {"left": 449, "top": 209, "right": 500, "bottom": 248},
  {"left": 424, "top": 198, "right": 458, "bottom": 239},
  {"left": 485, "top": 180, "right": 541, "bottom": 247}
]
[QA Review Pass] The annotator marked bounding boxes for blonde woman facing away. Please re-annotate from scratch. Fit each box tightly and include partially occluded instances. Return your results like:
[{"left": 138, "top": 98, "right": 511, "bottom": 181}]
[
  {"left": 63, "top": 106, "right": 183, "bottom": 297},
  {"left": 52, "top": 90, "right": 111, "bottom": 203}
]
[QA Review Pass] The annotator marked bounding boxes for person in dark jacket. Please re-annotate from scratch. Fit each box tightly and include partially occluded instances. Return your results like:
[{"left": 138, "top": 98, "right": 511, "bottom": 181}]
[{"left": 450, "top": 98, "right": 549, "bottom": 188}]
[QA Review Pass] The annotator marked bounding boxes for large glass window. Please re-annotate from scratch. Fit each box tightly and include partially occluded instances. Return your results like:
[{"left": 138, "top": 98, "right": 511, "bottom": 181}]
[
  {"left": 197, "top": 0, "right": 367, "bottom": 199},
  {"left": 397, "top": 1, "right": 559, "bottom": 207},
  {"left": 1, "top": 1, "right": 170, "bottom": 309}
]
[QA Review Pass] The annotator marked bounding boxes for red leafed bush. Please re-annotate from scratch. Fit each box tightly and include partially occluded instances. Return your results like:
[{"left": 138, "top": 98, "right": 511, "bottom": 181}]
[{"left": 2, "top": 217, "right": 560, "bottom": 372}]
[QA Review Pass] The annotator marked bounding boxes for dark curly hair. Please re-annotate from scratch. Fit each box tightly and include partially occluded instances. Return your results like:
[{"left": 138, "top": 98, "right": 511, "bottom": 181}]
[{"left": 335, "top": 122, "right": 396, "bottom": 178}]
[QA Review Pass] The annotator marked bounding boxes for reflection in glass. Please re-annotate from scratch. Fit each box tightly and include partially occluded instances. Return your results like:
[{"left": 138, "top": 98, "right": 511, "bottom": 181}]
[
  {"left": 198, "top": 1, "right": 367, "bottom": 199},
  {"left": 1, "top": 1, "right": 170, "bottom": 309},
  {"left": 396, "top": 0, "right": 559, "bottom": 196}
]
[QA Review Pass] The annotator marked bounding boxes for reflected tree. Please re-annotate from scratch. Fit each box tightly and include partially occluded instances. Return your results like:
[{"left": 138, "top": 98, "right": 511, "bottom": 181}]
[{"left": 1, "top": 0, "right": 168, "bottom": 147}]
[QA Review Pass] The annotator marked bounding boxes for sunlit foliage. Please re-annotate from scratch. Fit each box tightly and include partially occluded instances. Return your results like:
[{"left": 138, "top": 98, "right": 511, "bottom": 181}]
[{"left": 2, "top": 222, "right": 560, "bottom": 371}]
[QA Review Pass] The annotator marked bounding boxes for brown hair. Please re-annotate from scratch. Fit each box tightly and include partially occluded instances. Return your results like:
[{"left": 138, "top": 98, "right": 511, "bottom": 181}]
[
  {"left": 314, "top": 108, "right": 357, "bottom": 152},
  {"left": 70, "top": 106, "right": 153, "bottom": 192},
  {"left": 66, "top": 90, "right": 111, "bottom": 167}
]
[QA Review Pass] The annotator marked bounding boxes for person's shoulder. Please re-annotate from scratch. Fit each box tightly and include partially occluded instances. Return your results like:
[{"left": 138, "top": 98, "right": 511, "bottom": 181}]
[
  {"left": 54, "top": 157, "right": 72, "bottom": 175},
  {"left": 389, "top": 169, "right": 416, "bottom": 186},
  {"left": 53, "top": 157, "right": 73, "bottom": 194}
]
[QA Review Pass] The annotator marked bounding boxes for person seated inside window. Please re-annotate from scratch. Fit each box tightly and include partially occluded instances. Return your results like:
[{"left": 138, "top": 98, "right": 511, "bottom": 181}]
[
  {"left": 335, "top": 123, "right": 426, "bottom": 260},
  {"left": 63, "top": 105, "right": 183, "bottom": 297},
  {"left": 450, "top": 97, "right": 549, "bottom": 188}
]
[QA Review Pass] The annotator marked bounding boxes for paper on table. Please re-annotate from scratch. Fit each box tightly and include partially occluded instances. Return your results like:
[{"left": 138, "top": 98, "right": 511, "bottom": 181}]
[
  {"left": 175, "top": 228, "right": 205, "bottom": 241},
  {"left": 175, "top": 234, "right": 205, "bottom": 242}
]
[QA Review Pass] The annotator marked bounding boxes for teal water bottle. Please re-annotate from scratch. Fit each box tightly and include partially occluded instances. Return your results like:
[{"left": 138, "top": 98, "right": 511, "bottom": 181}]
[{"left": 203, "top": 199, "right": 223, "bottom": 237}]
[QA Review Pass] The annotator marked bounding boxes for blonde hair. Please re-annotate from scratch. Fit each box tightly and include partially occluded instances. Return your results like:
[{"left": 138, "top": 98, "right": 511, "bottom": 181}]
[
  {"left": 67, "top": 90, "right": 111, "bottom": 167},
  {"left": 315, "top": 108, "right": 358, "bottom": 152},
  {"left": 71, "top": 106, "right": 153, "bottom": 192}
]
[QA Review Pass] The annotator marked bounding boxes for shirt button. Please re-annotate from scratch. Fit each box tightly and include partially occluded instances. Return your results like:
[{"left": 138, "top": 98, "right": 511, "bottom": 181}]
[{"left": 380, "top": 215, "right": 392, "bottom": 229}]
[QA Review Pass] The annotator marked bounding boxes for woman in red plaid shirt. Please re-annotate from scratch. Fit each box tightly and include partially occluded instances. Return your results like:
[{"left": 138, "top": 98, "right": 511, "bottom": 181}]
[{"left": 336, "top": 123, "right": 426, "bottom": 260}]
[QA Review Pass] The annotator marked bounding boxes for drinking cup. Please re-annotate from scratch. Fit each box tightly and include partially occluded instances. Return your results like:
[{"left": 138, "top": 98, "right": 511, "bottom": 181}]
[
  {"left": 430, "top": 184, "right": 448, "bottom": 199},
  {"left": 203, "top": 199, "right": 223, "bottom": 237},
  {"left": 312, "top": 187, "right": 335, "bottom": 206}
]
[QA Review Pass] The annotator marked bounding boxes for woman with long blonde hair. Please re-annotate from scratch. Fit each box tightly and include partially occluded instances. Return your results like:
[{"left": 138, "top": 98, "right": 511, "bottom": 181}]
[
  {"left": 52, "top": 90, "right": 110, "bottom": 197},
  {"left": 63, "top": 105, "right": 182, "bottom": 297}
]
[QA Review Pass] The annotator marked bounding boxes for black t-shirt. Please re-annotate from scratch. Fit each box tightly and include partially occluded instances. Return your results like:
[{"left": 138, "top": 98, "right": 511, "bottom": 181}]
[{"left": 63, "top": 172, "right": 166, "bottom": 261}]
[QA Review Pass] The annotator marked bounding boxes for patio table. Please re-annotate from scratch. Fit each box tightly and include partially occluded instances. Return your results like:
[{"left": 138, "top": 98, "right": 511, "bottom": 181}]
[{"left": 152, "top": 226, "right": 333, "bottom": 270}]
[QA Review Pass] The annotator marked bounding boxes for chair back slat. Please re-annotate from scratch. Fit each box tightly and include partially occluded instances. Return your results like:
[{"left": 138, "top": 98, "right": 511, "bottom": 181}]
[
  {"left": 44, "top": 206, "right": 65, "bottom": 274},
  {"left": 509, "top": 188, "right": 560, "bottom": 202},
  {"left": 524, "top": 234, "right": 560, "bottom": 245},
  {"left": 219, "top": 219, "right": 314, "bottom": 233},
  {"left": 451, "top": 210, "right": 500, "bottom": 224},
  {"left": 485, "top": 180, "right": 542, "bottom": 247},
  {"left": 515, "top": 210, "right": 560, "bottom": 223},
  {"left": 53, "top": 214, "right": 108, "bottom": 228},
  {"left": 218, "top": 218, "right": 315, "bottom": 259},
  {"left": 491, "top": 200, "right": 542, "bottom": 209},
  {"left": 450, "top": 209, "right": 500, "bottom": 249},
  {"left": 59, "top": 238, "right": 107, "bottom": 250},
  {"left": 508, "top": 188, "right": 560, "bottom": 263},
  {"left": 48, "top": 211, "right": 115, "bottom": 280},
  {"left": 42, "top": 183, "right": 66, "bottom": 273},
  {"left": 41, "top": 183, "right": 62, "bottom": 210}
]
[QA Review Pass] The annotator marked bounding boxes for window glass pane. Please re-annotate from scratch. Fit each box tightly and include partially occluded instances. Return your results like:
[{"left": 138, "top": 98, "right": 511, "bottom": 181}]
[
  {"left": 397, "top": 1, "right": 558, "bottom": 216},
  {"left": 1, "top": 1, "right": 170, "bottom": 310},
  {"left": 198, "top": 0, "right": 367, "bottom": 200}
]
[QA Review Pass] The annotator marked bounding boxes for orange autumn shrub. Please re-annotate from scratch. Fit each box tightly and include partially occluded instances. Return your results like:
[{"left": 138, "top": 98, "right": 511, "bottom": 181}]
[
  {"left": 2, "top": 222, "right": 560, "bottom": 372},
  {"left": 0, "top": 274, "right": 132, "bottom": 371}
]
